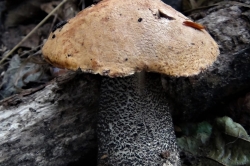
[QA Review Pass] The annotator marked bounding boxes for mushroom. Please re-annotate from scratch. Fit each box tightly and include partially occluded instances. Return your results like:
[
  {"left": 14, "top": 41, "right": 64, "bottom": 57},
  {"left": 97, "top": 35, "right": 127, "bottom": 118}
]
[{"left": 42, "top": 0, "right": 219, "bottom": 165}]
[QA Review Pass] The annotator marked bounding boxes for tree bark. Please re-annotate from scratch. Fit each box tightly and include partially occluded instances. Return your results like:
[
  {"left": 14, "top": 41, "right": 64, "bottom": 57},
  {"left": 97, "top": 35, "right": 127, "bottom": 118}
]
[
  {"left": 0, "top": 72, "right": 100, "bottom": 166},
  {"left": 162, "top": 0, "right": 250, "bottom": 121}
]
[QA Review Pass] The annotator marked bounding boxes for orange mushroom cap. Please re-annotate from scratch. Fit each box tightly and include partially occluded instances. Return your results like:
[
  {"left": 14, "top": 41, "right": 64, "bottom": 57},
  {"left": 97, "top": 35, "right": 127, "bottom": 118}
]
[{"left": 42, "top": 0, "right": 219, "bottom": 77}]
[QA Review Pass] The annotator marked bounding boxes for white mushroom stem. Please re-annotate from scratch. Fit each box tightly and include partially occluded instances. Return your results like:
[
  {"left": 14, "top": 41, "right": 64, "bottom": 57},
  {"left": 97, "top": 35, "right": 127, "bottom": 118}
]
[{"left": 97, "top": 72, "right": 180, "bottom": 165}]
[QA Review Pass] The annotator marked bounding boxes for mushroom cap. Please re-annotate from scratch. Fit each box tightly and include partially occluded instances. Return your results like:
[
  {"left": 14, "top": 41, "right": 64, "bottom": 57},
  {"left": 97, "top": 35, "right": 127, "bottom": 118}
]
[{"left": 42, "top": 0, "right": 219, "bottom": 77}]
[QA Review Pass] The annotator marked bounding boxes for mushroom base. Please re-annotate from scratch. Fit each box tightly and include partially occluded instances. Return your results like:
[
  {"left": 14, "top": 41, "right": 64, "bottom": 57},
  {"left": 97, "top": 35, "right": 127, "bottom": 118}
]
[{"left": 97, "top": 72, "right": 180, "bottom": 166}]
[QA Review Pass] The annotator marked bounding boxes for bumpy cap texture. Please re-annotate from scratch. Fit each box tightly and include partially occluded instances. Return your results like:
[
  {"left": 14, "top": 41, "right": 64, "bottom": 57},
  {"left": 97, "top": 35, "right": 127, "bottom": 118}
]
[{"left": 42, "top": 0, "right": 219, "bottom": 77}]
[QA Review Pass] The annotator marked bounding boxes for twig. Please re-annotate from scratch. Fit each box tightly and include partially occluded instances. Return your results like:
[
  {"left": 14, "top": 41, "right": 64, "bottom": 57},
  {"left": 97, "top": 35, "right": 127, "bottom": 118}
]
[
  {"left": 49, "top": 14, "right": 58, "bottom": 35},
  {"left": 19, "top": 44, "right": 43, "bottom": 58},
  {"left": 0, "top": 0, "right": 68, "bottom": 65}
]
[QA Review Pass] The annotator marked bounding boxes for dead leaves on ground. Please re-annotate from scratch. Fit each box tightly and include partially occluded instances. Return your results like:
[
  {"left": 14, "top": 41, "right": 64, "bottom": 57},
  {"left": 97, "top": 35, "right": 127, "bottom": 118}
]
[
  {"left": 0, "top": 0, "right": 83, "bottom": 99},
  {"left": 178, "top": 116, "right": 250, "bottom": 166}
]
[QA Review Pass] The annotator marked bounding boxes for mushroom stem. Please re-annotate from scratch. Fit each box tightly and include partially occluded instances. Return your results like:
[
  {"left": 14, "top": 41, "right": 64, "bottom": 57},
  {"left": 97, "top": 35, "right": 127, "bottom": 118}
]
[{"left": 97, "top": 72, "right": 180, "bottom": 165}]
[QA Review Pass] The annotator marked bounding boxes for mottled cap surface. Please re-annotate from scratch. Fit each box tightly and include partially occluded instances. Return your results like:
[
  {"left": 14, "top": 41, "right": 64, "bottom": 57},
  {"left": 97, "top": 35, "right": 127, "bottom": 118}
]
[{"left": 42, "top": 0, "right": 219, "bottom": 77}]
